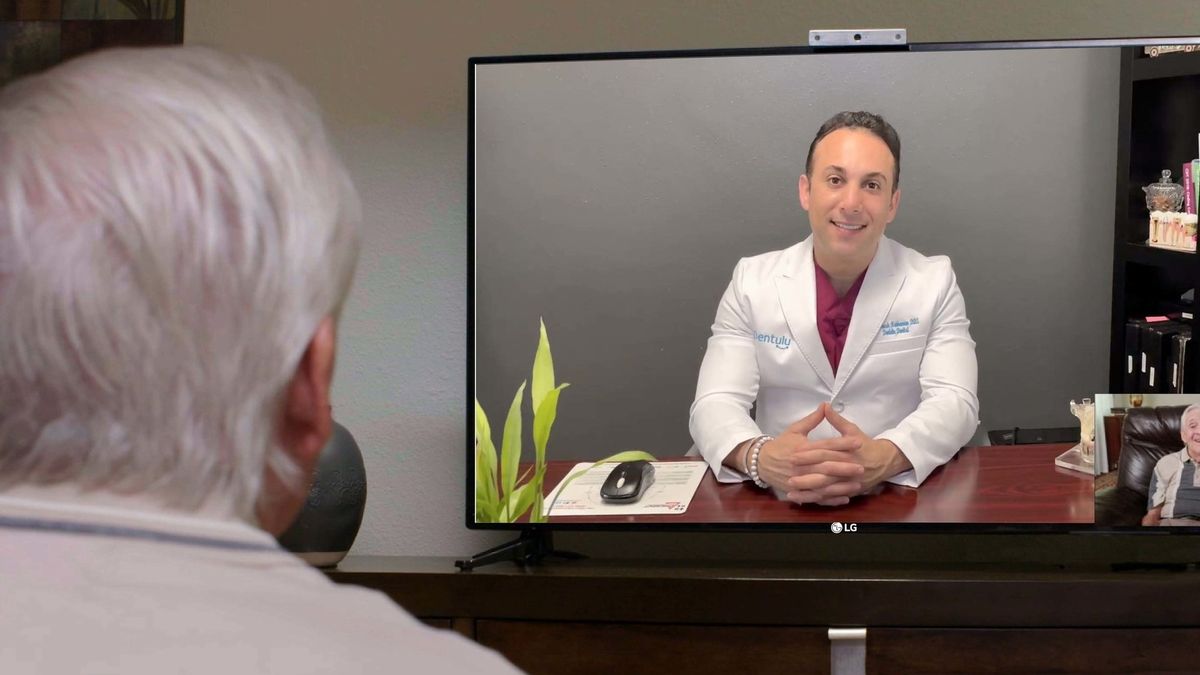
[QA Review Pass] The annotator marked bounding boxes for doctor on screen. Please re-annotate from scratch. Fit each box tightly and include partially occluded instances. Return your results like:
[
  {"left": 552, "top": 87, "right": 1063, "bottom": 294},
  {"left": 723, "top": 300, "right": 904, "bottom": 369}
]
[{"left": 688, "top": 110, "right": 979, "bottom": 506}]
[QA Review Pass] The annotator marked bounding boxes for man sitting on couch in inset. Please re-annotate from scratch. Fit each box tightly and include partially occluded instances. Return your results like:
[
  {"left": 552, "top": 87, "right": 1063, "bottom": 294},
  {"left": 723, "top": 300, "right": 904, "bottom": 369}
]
[{"left": 1143, "top": 404, "right": 1200, "bottom": 526}]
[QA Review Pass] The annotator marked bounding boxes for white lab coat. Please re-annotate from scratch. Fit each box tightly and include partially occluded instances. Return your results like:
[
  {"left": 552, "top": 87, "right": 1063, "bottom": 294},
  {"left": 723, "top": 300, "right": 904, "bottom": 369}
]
[{"left": 689, "top": 235, "right": 979, "bottom": 487}]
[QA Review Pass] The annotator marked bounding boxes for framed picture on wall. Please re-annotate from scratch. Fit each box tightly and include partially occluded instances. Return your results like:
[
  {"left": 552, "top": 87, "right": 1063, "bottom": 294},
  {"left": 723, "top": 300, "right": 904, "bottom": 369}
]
[{"left": 1, "top": 0, "right": 184, "bottom": 86}]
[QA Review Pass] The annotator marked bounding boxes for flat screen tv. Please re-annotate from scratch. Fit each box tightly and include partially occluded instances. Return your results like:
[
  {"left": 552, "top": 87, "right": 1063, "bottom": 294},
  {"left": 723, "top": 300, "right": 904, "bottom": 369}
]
[{"left": 467, "top": 35, "right": 1200, "bottom": 561}]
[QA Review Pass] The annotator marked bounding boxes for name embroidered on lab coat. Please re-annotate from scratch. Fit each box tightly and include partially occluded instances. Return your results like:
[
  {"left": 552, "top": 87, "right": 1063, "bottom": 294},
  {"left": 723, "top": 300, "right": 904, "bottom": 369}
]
[
  {"left": 755, "top": 332, "right": 791, "bottom": 350},
  {"left": 880, "top": 317, "right": 921, "bottom": 337}
]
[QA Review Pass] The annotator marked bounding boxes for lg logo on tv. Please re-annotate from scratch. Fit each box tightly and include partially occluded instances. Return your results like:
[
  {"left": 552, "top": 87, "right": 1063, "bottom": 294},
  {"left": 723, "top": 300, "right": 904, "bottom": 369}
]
[{"left": 830, "top": 522, "right": 858, "bottom": 534}]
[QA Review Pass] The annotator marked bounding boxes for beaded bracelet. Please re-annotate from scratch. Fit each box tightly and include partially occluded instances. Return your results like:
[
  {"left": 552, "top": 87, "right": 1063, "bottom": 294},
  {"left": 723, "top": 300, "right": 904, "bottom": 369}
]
[
  {"left": 747, "top": 434, "right": 773, "bottom": 489},
  {"left": 740, "top": 435, "right": 768, "bottom": 475}
]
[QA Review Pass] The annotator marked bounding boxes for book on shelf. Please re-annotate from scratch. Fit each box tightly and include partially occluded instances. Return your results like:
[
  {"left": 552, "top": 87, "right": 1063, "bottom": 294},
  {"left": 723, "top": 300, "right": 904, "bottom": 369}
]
[
  {"left": 1170, "top": 329, "right": 1192, "bottom": 394},
  {"left": 1142, "top": 320, "right": 1189, "bottom": 393},
  {"left": 1193, "top": 159, "right": 1199, "bottom": 217},
  {"left": 1125, "top": 319, "right": 1149, "bottom": 392},
  {"left": 1187, "top": 162, "right": 1196, "bottom": 215}
]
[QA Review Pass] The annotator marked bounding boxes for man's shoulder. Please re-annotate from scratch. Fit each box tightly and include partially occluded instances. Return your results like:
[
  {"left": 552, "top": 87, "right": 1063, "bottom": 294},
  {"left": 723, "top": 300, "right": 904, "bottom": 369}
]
[
  {"left": 733, "top": 241, "right": 806, "bottom": 277},
  {"left": 290, "top": 582, "right": 521, "bottom": 672},
  {"left": 0, "top": 533, "right": 522, "bottom": 674},
  {"left": 883, "top": 238, "right": 956, "bottom": 278},
  {"left": 1154, "top": 448, "right": 1188, "bottom": 473}
]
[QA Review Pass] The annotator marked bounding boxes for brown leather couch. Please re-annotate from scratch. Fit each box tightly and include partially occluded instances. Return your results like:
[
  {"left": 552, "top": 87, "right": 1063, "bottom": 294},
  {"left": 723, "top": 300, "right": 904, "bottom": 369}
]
[{"left": 1094, "top": 405, "right": 1187, "bottom": 526}]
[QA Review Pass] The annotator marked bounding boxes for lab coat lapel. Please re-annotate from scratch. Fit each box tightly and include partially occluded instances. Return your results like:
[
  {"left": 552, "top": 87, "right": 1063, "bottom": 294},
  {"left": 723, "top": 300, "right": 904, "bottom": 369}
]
[
  {"left": 775, "top": 238, "right": 836, "bottom": 391},
  {"left": 834, "top": 238, "right": 905, "bottom": 394}
]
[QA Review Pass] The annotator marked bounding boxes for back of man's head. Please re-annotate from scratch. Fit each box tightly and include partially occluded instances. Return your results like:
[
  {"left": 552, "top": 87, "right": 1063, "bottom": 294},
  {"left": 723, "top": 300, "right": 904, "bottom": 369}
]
[{"left": 0, "top": 46, "right": 361, "bottom": 521}]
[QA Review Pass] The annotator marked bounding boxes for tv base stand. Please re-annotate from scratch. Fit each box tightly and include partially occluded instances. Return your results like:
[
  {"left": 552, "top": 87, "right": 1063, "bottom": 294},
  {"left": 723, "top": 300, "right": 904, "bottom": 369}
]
[{"left": 455, "top": 529, "right": 584, "bottom": 571}]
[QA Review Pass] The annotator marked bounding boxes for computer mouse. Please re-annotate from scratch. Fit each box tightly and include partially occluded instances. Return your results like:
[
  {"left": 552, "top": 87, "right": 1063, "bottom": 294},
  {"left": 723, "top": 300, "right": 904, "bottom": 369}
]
[{"left": 600, "top": 460, "right": 655, "bottom": 503}]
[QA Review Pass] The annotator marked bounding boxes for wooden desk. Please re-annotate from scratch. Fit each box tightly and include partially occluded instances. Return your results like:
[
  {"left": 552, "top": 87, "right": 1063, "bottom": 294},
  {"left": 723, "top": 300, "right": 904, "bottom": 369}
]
[
  {"left": 538, "top": 444, "right": 1094, "bottom": 525},
  {"left": 328, "top": 556, "right": 1200, "bottom": 675}
]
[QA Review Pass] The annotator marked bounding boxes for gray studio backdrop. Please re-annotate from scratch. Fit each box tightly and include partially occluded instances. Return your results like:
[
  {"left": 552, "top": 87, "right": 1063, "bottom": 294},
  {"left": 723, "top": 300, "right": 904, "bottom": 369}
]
[{"left": 475, "top": 47, "right": 1116, "bottom": 468}]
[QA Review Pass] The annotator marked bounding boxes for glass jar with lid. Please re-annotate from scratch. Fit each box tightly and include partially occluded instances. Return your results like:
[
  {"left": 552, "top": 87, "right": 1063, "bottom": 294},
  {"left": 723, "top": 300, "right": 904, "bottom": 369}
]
[{"left": 1144, "top": 169, "right": 1184, "bottom": 212}]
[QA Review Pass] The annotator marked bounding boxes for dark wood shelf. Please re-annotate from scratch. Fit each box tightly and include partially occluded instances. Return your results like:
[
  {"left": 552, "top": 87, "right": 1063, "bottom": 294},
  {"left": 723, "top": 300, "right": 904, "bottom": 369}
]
[
  {"left": 1130, "top": 299, "right": 1194, "bottom": 318},
  {"left": 1122, "top": 241, "right": 1198, "bottom": 272},
  {"left": 329, "top": 555, "right": 1200, "bottom": 628},
  {"left": 1132, "top": 51, "right": 1200, "bottom": 81},
  {"left": 1111, "top": 46, "right": 1200, "bottom": 393},
  {"left": 328, "top": 556, "right": 1200, "bottom": 675}
]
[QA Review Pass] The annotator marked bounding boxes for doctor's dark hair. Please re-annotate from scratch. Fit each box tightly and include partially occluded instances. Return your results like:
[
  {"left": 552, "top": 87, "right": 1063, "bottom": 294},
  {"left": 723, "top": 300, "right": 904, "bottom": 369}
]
[{"left": 804, "top": 111, "right": 901, "bottom": 191}]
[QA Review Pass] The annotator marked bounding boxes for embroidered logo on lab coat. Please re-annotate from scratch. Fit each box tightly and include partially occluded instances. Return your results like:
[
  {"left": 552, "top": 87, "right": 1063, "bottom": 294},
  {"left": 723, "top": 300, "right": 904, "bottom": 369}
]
[
  {"left": 880, "top": 317, "right": 920, "bottom": 337},
  {"left": 755, "top": 332, "right": 791, "bottom": 350}
]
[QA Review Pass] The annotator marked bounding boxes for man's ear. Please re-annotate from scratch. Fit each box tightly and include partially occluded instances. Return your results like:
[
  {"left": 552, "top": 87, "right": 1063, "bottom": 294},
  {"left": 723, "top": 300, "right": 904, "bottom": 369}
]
[
  {"left": 798, "top": 174, "right": 811, "bottom": 211},
  {"left": 259, "top": 316, "right": 336, "bottom": 535},
  {"left": 886, "top": 186, "right": 901, "bottom": 224},
  {"left": 280, "top": 316, "right": 337, "bottom": 467}
]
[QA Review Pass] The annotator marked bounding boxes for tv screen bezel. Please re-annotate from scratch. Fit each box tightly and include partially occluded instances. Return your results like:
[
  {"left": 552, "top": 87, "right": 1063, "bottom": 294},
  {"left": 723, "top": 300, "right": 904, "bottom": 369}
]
[{"left": 466, "top": 35, "right": 1200, "bottom": 533}]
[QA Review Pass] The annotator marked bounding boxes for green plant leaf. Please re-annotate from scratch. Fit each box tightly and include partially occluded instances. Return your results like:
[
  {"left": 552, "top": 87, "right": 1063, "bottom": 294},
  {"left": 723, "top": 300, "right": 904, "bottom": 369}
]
[
  {"left": 499, "top": 381, "right": 526, "bottom": 516},
  {"left": 474, "top": 400, "right": 499, "bottom": 522},
  {"left": 530, "top": 318, "right": 555, "bottom": 414},
  {"left": 501, "top": 481, "right": 538, "bottom": 523},
  {"left": 501, "top": 465, "right": 537, "bottom": 521},
  {"left": 512, "top": 463, "right": 534, "bottom": 488},
  {"left": 475, "top": 452, "right": 495, "bottom": 522},
  {"left": 532, "top": 383, "right": 568, "bottom": 469},
  {"left": 529, "top": 466, "right": 548, "bottom": 523},
  {"left": 542, "top": 450, "right": 657, "bottom": 518},
  {"left": 594, "top": 450, "right": 657, "bottom": 464}
]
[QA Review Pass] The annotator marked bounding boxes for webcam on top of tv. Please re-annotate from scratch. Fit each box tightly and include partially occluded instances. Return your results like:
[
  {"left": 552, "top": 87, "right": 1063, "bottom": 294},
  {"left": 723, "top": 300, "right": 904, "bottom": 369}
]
[{"left": 809, "top": 29, "right": 908, "bottom": 48}]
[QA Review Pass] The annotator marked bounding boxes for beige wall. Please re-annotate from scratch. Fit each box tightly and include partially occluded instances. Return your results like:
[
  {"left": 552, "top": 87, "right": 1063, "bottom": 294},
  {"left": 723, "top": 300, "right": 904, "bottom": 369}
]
[{"left": 187, "top": 1, "right": 1200, "bottom": 560}]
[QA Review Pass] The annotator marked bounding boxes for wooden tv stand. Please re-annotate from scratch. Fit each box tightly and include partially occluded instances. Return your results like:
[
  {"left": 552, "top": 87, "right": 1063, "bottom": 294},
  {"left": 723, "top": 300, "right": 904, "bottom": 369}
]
[{"left": 327, "top": 556, "right": 1200, "bottom": 674}]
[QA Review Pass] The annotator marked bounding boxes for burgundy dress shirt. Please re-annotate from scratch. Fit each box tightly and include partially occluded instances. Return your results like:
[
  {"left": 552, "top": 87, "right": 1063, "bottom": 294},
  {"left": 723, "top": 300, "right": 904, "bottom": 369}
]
[{"left": 814, "top": 262, "right": 867, "bottom": 374}]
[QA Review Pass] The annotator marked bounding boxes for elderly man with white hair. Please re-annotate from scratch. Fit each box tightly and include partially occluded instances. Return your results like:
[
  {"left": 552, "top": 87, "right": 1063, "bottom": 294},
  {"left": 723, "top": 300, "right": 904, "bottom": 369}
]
[
  {"left": 1143, "top": 403, "right": 1200, "bottom": 527},
  {"left": 0, "top": 46, "right": 520, "bottom": 673}
]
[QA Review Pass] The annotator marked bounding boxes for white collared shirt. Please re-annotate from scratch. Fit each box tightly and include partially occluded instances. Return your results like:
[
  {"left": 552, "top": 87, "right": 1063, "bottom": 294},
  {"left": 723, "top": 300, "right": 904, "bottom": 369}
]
[
  {"left": 0, "top": 488, "right": 522, "bottom": 674},
  {"left": 1149, "top": 449, "right": 1200, "bottom": 519}
]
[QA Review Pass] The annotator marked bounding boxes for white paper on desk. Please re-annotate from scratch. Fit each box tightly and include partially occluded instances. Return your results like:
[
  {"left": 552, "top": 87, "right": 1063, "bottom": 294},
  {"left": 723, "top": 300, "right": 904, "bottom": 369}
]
[{"left": 541, "top": 461, "right": 708, "bottom": 517}]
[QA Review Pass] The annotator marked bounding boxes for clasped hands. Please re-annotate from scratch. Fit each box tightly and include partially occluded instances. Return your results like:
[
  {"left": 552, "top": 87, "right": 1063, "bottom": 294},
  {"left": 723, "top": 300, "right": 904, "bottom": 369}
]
[{"left": 752, "top": 402, "right": 909, "bottom": 506}]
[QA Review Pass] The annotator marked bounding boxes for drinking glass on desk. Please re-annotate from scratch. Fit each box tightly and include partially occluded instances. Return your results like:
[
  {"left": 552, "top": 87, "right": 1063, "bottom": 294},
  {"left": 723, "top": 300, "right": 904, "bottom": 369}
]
[{"left": 1069, "top": 398, "right": 1095, "bottom": 464}]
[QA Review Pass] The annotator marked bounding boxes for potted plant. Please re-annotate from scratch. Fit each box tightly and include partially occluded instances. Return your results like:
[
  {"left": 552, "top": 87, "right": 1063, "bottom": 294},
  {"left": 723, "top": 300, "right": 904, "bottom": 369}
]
[{"left": 475, "top": 320, "right": 653, "bottom": 523}]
